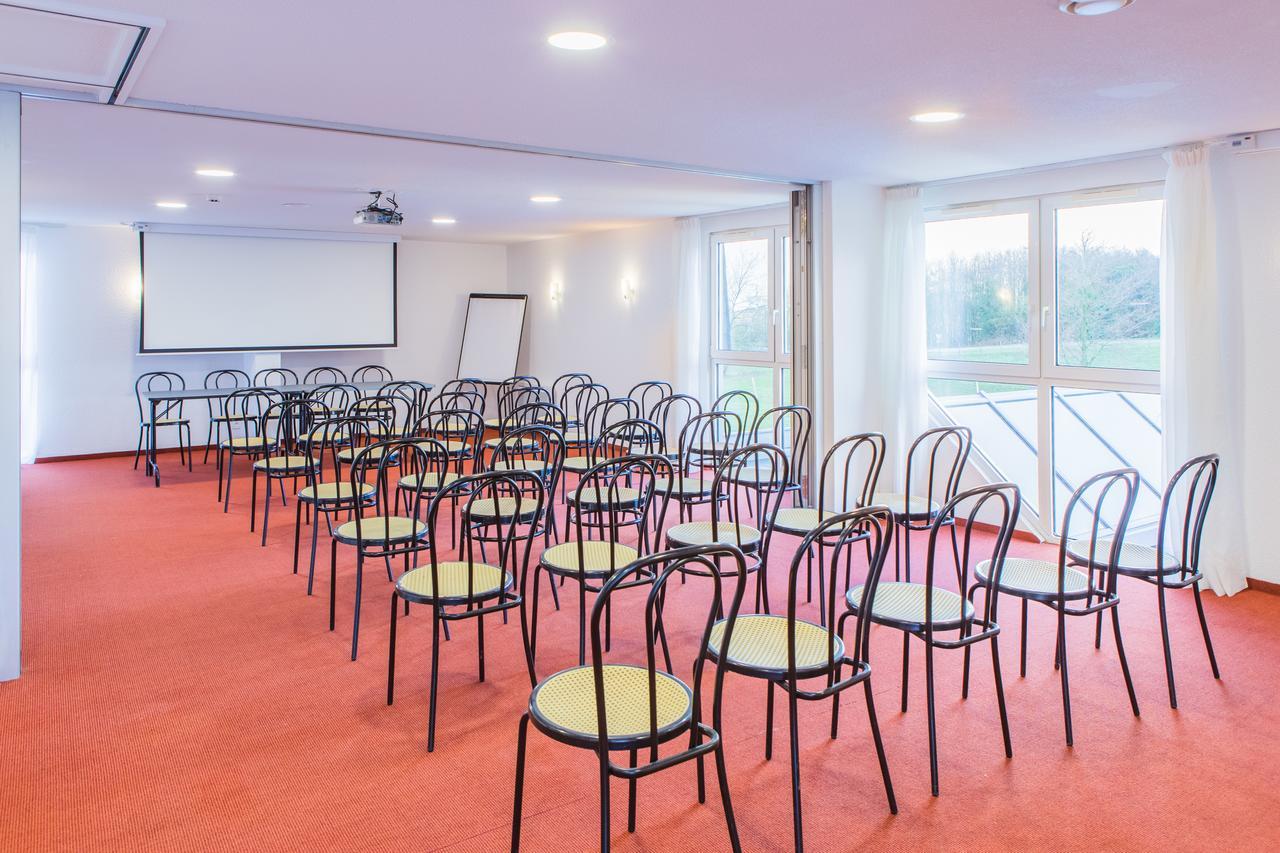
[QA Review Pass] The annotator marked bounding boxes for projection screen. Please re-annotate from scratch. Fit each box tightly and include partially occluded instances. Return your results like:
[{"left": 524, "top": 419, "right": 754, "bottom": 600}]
[{"left": 139, "top": 230, "right": 397, "bottom": 353}]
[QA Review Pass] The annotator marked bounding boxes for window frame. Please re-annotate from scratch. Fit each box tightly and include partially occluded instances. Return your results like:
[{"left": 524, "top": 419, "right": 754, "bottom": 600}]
[
  {"left": 925, "top": 182, "right": 1164, "bottom": 537},
  {"left": 710, "top": 225, "right": 792, "bottom": 409}
]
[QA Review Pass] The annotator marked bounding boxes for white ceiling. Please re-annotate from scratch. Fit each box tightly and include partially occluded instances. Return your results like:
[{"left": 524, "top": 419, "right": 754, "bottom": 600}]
[{"left": 20, "top": 99, "right": 793, "bottom": 242}]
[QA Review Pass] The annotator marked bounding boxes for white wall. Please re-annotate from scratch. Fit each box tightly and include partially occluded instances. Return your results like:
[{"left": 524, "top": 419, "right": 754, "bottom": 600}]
[
  {"left": 26, "top": 227, "right": 505, "bottom": 458},
  {"left": 509, "top": 221, "right": 680, "bottom": 395},
  {"left": 1, "top": 92, "right": 21, "bottom": 681}
]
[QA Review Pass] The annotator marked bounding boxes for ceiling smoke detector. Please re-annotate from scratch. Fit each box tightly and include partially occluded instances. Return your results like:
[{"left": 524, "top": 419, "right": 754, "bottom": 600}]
[
  {"left": 1059, "top": 0, "right": 1133, "bottom": 16},
  {"left": 354, "top": 190, "right": 403, "bottom": 226}
]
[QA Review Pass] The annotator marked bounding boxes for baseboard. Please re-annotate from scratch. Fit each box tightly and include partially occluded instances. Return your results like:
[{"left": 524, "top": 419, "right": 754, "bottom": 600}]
[
  {"left": 34, "top": 446, "right": 212, "bottom": 464},
  {"left": 1246, "top": 577, "right": 1280, "bottom": 596}
]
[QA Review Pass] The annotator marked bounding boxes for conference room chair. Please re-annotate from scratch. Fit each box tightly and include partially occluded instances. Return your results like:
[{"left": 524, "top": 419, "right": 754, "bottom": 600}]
[
  {"left": 133, "top": 371, "right": 193, "bottom": 474},
  {"left": 386, "top": 379, "right": 432, "bottom": 424},
  {"left": 252, "top": 367, "right": 299, "bottom": 387},
  {"left": 250, "top": 398, "right": 322, "bottom": 546},
  {"left": 733, "top": 404, "right": 812, "bottom": 517},
  {"left": 201, "top": 369, "right": 250, "bottom": 465},
  {"left": 662, "top": 411, "right": 738, "bottom": 523},
  {"left": 438, "top": 377, "right": 487, "bottom": 402},
  {"left": 708, "top": 388, "right": 760, "bottom": 459},
  {"left": 488, "top": 375, "right": 541, "bottom": 425},
  {"left": 561, "top": 397, "right": 640, "bottom": 499},
  {"left": 293, "top": 414, "right": 378, "bottom": 594},
  {"left": 560, "top": 381, "right": 609, "bottom": 438},
  {"left": 295, "top": 384, "right": 357, "bottom": 456},
  {"left": 873, "top": 425, "right": 972, "bottom": 583},
  {"left": 304, "top": 366, "right": 347, "bottom": 385},
  {"left": 627, "top": 380, "right": 673, "bottom": 418},
  {"left": 397, "top": 408, "right": 481, "bottom": 547},
  {"left": 217, "top": 388, "right": 280, "bottom": 511},
  {"left": 472, "top": 423, "right": 566, "bottom": 552},
  {"left": 551, "top": 371, "right": 592, "bottom": 422},
  {"left": 972, "top": 469, "right": 1141, "bottom": 747},
  {"left": 330, "top": 438, "right": 442, "bottom": 661},
  {"left": 482, "top": 397, "right": 562, "bottom": 475},
  {"left": 648, "top": 392, "right": 703, "bottom": 459},
  {"left": 428, "top": 388, "right": 485, "bottom": 421},
  {"left": 667, "top": 443, "right": 790, "bottom": 614},
  {"left": 485, "top": 384, "right": 552, "bottom": 432},
  {"left": 1065, "top": 453, "right": 1224, "bottom": 710},
  {"left": 772, "top": 432, "right": 886, "bottom": 625},
  {"left": 709, "top": 507, "right": 898, "bottom": 851},
  {"left": 846, "top": 482, "right": 1020, "bottom": 796},
  {"left": 535, "top": 452, "right": 673, "bottom": 667},
  {"left": 352, "top": 364, "right": 394, "bottom": 383},
  {"left": 389, "top": 468, "right": 542, "bottom": 753},
  {"left": 510, "top": 545, "right": 748, "bottom": 853}
]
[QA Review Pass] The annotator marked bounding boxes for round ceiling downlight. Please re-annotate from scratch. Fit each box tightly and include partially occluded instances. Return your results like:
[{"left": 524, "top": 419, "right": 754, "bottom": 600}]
[
  {"left": 909, "top": 111, "right": 965, "bottom": 124},
  {"left": 1059, "top": 0, "right": 1133, "bottom": 16},
  {"left": 155, "top": 200, "right": 187, "bottom": 209},
  {"left": 431, "top": 217, "right": 457, "bottom": 225},
  {"left": 195, "top": 168, "right": 235, "bottom": 178},
  {"left": 548, "top": 31, "right": 607, "bottom": 50},
  {"left": 530, "top": 195, "right": 562, "bottom": 204}
]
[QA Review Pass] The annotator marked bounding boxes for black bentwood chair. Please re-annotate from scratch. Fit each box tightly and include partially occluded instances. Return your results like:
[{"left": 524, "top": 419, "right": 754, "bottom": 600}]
[
  {"left": 250, "top": 398, "right": 321, "bottom": 545},
  {"left": 353, "top": 364, "right": 394, "bottom": 383},
  {"left": 648, "top": 392, "right": 703, "bottom": 460},
  {"left": 846, "top": 482, "right": 1020, "bottom": 796},
  {"left": 627, "top": 380, "right": 673, "bottom": 418},
  {"left": 511, "top": 544, "right": 749, "bottom": 853},
  {"left": 329, "top": 438, "right": 443, "bottom": 660},
  {"left": 1065, "top": 454, "right": 1224, "bottom": 710},
  {"left": 201, "top": 369, "right": 250, "bottom": 465},
  {"left": 217, "top": 388, "right": 280, "bottom": 510},
  {"left": 772, "top": 432, "right": 886, "bottom": 626},
  {"left": 971, "top": 469, "right": 1141, "bottom": 747},
  {"left": 253, "top": 367, "right": 299, "bottom": 387},
  {"left": 388, "top": 469, "right": 542, "bottom": 752},
  {"left": 133, "top": 371, "right": 193, "bottom": 473},
  {"left": 304, "top": 366, "right": 348, "bottom": 385},
  {"left": 709, "top": 507, "right": 899, "bottom": 851},
  {"left": 873, "top": 425, "right": 972, "bottom": 583},
  {"left": 662, "top": 410, "right": 739, "bottom": 523}
]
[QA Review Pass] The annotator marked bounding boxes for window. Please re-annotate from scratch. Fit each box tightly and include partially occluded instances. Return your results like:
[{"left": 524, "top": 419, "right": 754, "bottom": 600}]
[
  {"left": 926, "top": 186, "right": 1164, "bottom": 534},
  {"left": 711, "top": 226, "right": 791, "bottom": 427}
]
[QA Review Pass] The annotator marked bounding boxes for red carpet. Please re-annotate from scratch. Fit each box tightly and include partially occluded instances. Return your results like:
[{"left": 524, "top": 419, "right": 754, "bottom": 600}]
[{"left": 4, "top": 455, "right": 1280, "bottom": 851}]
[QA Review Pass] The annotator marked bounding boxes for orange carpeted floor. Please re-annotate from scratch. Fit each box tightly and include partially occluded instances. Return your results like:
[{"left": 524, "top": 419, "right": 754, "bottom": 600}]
[{"left": 4, "top": 455, "right": 1280, "bottom": 851}]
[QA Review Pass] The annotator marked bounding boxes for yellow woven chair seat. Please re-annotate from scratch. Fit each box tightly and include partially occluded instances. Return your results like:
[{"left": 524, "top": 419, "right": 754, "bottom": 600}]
[
  {"left": 1064, "top": 537, "right": 1181, "bottom": 575},
  {"left": 419, "top": 439, "right": 471, "bottom": 455},
  {"left": 465, "top": 496, "right": 542, "bottom": 520},
  {"left": 976, "top": 557, "right": 1091, "bottom": 599},
  {"left": 666, "top": 520, "right": 761, "bottom": 550},
  {"left": 871, "top": 492, "right": 941, "bottom": 519},
  {"left": 655, "top": 476, "right": 713, "bottom": 497},
  {"left": 253, "top": 455, "right": 317, "bottom": 472},
  {"left": 484, "top": 417, "right": 501, "bottom": 429},
  {"left": 562, "top": 456, "right": 594, "bottom": 473},
  {"left": 485, "top": 435, "right": 538, "bottom": 449},
  {"left": 298, "top": 481, "right": 376, "bottom": 503},
  {"left": 303, "top": 426, "right": 348, "bottom": 443},
  {"left": 567, "top": 486, "right": 642, "bottom": 506},
  {"left": 222, "top": 436, "right": 273, "bottom": 449},
  {"left": 396, "top": 560, "right": 512, "bottom": 602},
  {"left": 847, "top": 581, "right": 973, "bottom": 630},
  {"left": 772, "top": 507, "right": 840, "bottom": 535},
  {"left": 541, "top": 541, "right": 639, "bottom": 576},
  {"left": 334, "top": 515, "right": 427, "bottom": 544},
  {"left": 530, "top": 664, "right": 692, "bottom": 743},
  {"left": 491, "top": 459, "right": 548, "bottom": 472},
  {"left": 729, "top": 464, "right": 780, "bottom": 486},
  {"left": 707, "top": 614, "right": 843, "bottom": 676},
  {"left": 338, "top": 444, "right": 397, "bottom": 463},
  {"left": 398, "top": 471, "right": 459, "bottom": 491}
]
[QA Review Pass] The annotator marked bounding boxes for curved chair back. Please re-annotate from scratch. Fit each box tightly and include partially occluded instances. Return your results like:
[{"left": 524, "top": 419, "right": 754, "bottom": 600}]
[
  {"left": 594, "top": 418, "right": 664, "bottom": 463},
  {"left": 440, "top": 377, "right": 486, "bottom": 399},
  {"left": 817, "top": 433, "right": 886, "bottom": 515},
  {"left": 379, "top": 380, "right": 429, "bottom": 423},
  {"left": 434, "top": 469, "right": 546, "bottom": 588},
  {"left": 675, "top": 411, "right": 739, "bottom": 486},
  {"left": 712, "top": 388, "right": 760, "bottom": 446},
  {"left": 259, "top": 398, "right": 319, "bottom": 469},
  {"left": 649, "top": 393, "right": 702, "bottom": 452},
  {"left": 904, "top": 425, "right": 972, "bottom": 519},
  {"left": 306, "top": 383, "right": 358, "bottom": 419},
  {"left": 429, "top": 389, "right": 485, "bottom": 418},
  {"left": 551, "top": 372, "right": 593, "bottom": 410},
  {"left": 253, "top": 367, "right": 298, "bottom": 387},
  {"left": 1157, "top": 454, "right": 1220, "bottom": 583},
  {"left": 501, "top": 386, "right": 552, "bottom": 423},
  {"left": 415, "top": 408, "right": 485, "bottom": 474},
  {"left": 755, "top": 405, "right": 812, "bottom": 492},
  {"left": 347, "top": 439, "right": 445, "bottom": 551},
  {"left": 563, "top": 382, "right": 610, "bottom": 429},
  {"left": 203, "top": 369, "right": 249, "bottom": 419},
  {"left": 304, "top": 366, "right": 347, "bottom": 385},
  {"left": 223, "top": 388, "right": 279, "bottom": 442},
  {"left": 134, "top": 371, "right": 186, "bottom": 423},
  {"left": 628, "top": 380, "right": 674, "bottom": 417},
  {"left": 305, "top": 414, "right": 379, "bottom": 493},
  {"left": 353, "top": 364, "right": 393, "bottom": 383},
  {"left": 503, "top": 402, "right": 568, "bottom": 434},
  {"left": 568, "top": 454, "right": 674, "bottom": 568},
  {"left": 709, "top": 443, "right": 790, "bottom": 553},
  {"left": 1060, "top": 468, "right": 1140, "bottom": 596},
  {"left": 579, "top": 397, "right": 641, "bottom": 449}
]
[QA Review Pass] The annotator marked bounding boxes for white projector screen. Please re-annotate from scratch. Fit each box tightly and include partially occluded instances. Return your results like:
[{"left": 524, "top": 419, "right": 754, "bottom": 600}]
[
  {"left": 139, "top": 231, "right": 397, "bottom": 353},
  {"left": 456, "top": 294, "right": 527, "bottom": 382}
]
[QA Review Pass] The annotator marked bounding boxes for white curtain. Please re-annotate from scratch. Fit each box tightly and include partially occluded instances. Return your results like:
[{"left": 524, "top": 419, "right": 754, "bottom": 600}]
[
  {"left": 674, "top": 217, "right": 710, "bottom": 402},
  {"left": 18, "top": 226, "right": 37, "bottom": 464},
  {"left": 1160, "top": 144, "right": 1247, "bottom": 595},
  {"left": 879, "top": 186, "right": 928, "bottom": 488}
]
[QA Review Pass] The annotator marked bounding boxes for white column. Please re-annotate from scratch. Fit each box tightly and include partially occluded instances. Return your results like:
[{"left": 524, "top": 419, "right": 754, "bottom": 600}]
[{"left": 1, "top": 91, "right": 21, "bottom": 681}]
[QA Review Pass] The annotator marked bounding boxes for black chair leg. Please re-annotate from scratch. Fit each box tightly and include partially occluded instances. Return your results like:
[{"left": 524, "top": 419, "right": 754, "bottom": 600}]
[
  {"left": 597, "top": 753, "right": 611, "bottom": 853},
  {"left": 787, "top": 688, "right": 804, "bottom": 852},
  {"left": 350, "top": 551, "right": 365, "bottom": 661},
  {"left": 387, "top": 592, "right": 398, "bottom": 704},
  {"left": 714, "top": 739, "right": 743, "bottom": 853},
  {"left": 1057, "top": 606, "right": 1073, "bottom": 746},
  {"left": 328, "top": 539, "right": 338, "bottom": 631},
  {"left": 900, "top": 632, "right": 910, "bottom": 713},
  {"left": 924, "top": 638, "right": 940, "bottom": 796},
  {"left": 627, "top": 748, "right": 638, "bottom": 833},
  {"left": 292, "top": 499, "right": 303, "bottom": 573},
  {"left": 764, "top": 680, "right": 775, "bottom": 760},
  {"left": 250, "top": 470, "right": 259, "bottom": 531},
  {"left": 261, "top": 476, "right": 274, "bottom": 545},
  {"left": 1192, "top": 580, "right": 1222, "bottom": 679},
  {"left": 307, "top": 508, "right": 323, "bottom": 595},
  {"left": 1111, "top": 606, "right": 1140, "bottom": 717},
  {"left": 1156, "top": 582, "right": 1178, "bottom": 709},
  {"left": 427, "top": 606, "right": 442, "bottom": 752},
  {"left": 511, "top": 713, "right": 531, "bottom": 852},
  {"left": 134, "top": 427, "right": 144, "bottom": 470},
  {"left": 1020, "top": 598, "right": 1029, "bottom": 677},
  {"left": 991, "top": 637, "right": 1013, "bottom": 758},
  {"left": 864, "top": 676, "right": 897, "bottom": 814}
]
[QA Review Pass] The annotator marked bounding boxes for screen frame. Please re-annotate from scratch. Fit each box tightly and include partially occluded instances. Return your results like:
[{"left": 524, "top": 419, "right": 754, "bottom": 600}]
[
  {"left": 455, "top": 292, "right": 528, "bottom": 382},
  {"left": 137, "top": 231, "right": 399, "bottom": 354}
]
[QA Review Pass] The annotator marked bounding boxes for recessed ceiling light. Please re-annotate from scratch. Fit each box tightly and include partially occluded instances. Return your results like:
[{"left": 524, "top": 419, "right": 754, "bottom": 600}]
[
  {"left": 280, "top": 202, "right": 309, "bottom": 208},
  {"left": 431, "top": 216, "right": 457, "bottom": 225},
  {"left": 155, "top": 201, "right": 187, "bottom": 209},
  {"left": 195, "top": 168, "right": 235, "bottom": 178},
  {"left": 530, "top": 195, "right": 562, "bottom": 204},
  {"left": 548, "top": 31, "right": 607, "bottom": 50},
  {"left": 909, "top": 111, "right": 965, "bottom": 124},
  {"left": 1059, "top": 0, "right": 1133, "bottom": 16}
]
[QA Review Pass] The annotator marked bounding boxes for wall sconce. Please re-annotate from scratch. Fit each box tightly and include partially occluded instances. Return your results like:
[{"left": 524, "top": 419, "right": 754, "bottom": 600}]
[
  {"left": 620, "top": 279, "right": 636, "bottom": 305},
  {"left": 549, "top": 281, "right": 564, "bottom": 304}
]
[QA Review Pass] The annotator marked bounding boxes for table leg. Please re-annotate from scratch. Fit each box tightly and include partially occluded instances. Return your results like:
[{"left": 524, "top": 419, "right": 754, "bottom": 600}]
[{"left": 150, "top": 398, "right": 160, "bottom": 487}]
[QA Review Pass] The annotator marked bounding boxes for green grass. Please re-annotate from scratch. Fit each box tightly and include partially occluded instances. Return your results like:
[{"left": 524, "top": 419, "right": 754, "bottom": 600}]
[{"left": 928, "top": 338, "right": 1159, "bottom": 372}]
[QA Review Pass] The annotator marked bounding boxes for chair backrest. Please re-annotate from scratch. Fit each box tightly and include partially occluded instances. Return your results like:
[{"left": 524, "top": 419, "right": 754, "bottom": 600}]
[
  {"left": 304, "top": 366, "right": 347, "bottom": 385},
  {"left": 487, "top": 423, "right": 566, "bottom": 499},
  {"left": 594, "top": 418, "right": 664, "bottom": 464},
  {"left": 440, "top": 378, "right": 486, "bottom": 400},
  {"left": 711, "top": 388, "right": 759, "bottom": 444},
  {"left": 924, "top": 483, "right": 1021, "bottom": 640},
  {"left": 792, "top": 506, "right": 896, "bottom": 672},
  {"left": 551, "top": 372, "right": 592, "bottom": 409},
  {"left": 259, "top": 398, "right": 318, "bottom": 468},
  {"left": 708, "top": 443, "right": 790, "bottom": 551},
  {"left": 1157, "top": 454, "right": 1220, "bottom": 582},
  {"left": 816, "top": 433, "right": 886, "bottom": 514},
  {"left": 1061, "top": 468, "right": 1141, "bottom": 595},
  {"left": 628, "top": 380, "right": 673, "bottom": 416},
  {"left": 567, "top": 454, "right": 674, "bottom": 570},
  {"left": 223, "top": 388, "right": 280, "bottom": 439},
  {"left": 502, "top": 402, "right": 568, "bottom": 434},
  {"left": 308, "top": 383, "right": 358, "bottom": 416},
  {"left": 649, "top": 393, "right": 702, "bottom": 448},
  {"left": 431, "top": 469, "right": 546, "bottom": 595},
  {"left": 305, "top": 414, "right": 380, "bottom": 489},
  {"left": 580, "top": 397, "right": 641, "bottom": 447},
  {"left": 583, "top": 544, "right": 748, "bottom": 751},
  {"left": 134, "top": 371, "right": 186, "bottom": 421},
  {"left": 414, "top": 408, "right": 485, "bottom": 471},
  {"left": 347, "top": 438, "right": 447, "bottom": 551},
  {"left": 253, "top": 368, "right": 299, "bottom": 387},
  {"left": 675, "top": 411, "right": 738, "bottom": 481},
  {"left": 563, "top": 382, "right": 610, "bottom": 427},
  {"left": 905, "top": 425, "right": 972, "bottom": 510},
  {"left": 500, "top": 386, "right": 552, "bottom": 422},
  {"left": 755, "top": 405, "right": 812, "bottom": 490},
  {"left": 377, "top": 380, "right": 428, "bottom": 422},
  {"left": 498, "top": 375, "right": 540, "bottom": 400},
  {"left": 202, "top": 369, "right": 250, "bottom": 418},
  {"left": 428, "top": 389, "right": 485, "bottom": 419},
  {"left": 352, "top": 364, "right": 393, "bottom": 383},
  {"left": 352, "top": 392, "right": 414, "bottom": 440}
]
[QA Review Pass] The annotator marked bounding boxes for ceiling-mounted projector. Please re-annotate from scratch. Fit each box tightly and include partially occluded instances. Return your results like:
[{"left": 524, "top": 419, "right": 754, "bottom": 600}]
[{"left": 353, "top": 190, "right": 403, "bottom": 226}]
